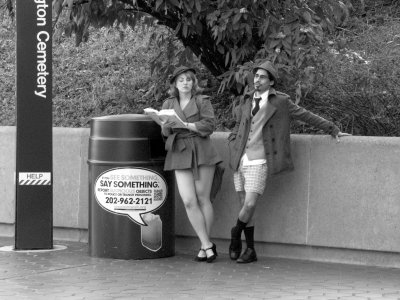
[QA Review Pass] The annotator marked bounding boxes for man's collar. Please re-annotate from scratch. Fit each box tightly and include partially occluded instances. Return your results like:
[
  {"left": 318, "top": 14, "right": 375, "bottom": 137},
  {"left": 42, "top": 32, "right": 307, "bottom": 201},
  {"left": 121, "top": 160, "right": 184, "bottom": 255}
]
[
  {"left": 253, "top": 88, "right": 276, "bottom": 100},
  {"left": 254, "top": 90, "right": 268, "bottom": 101},
  {"left": 244, "top": 87, "right": 276, "bottom": 101},
  {"left": 268, "top": 87, "right": 276, "bottom": 97}
]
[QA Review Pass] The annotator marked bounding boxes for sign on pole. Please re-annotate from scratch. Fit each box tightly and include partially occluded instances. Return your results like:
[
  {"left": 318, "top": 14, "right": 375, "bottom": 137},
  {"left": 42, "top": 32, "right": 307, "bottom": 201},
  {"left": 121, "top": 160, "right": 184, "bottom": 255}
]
[{"left": 15, "top": 0, "right": 53, "bottom": 250}]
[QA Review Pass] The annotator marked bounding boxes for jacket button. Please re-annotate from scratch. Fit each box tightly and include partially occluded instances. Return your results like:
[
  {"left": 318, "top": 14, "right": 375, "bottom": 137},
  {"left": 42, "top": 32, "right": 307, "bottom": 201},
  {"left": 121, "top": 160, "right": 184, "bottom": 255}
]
[
  {"left": 272, "top": 138, "right": 275, "bottom": 142},
  {"left": 270, "top": 125, "right": 273, "bottom": 128},
  {"left": 273, "top": 151, "right": 277, "bottom": 155}
]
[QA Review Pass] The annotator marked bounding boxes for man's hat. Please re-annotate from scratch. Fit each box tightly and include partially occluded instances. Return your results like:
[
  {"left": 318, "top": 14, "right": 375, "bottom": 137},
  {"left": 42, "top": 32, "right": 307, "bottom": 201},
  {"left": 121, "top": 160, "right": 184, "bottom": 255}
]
[
  {"left": 169, "top": 66, "right": 196, "bottom": 83},
  {"left": 253, "top": 61, "right": 278, "bottom": 84}
]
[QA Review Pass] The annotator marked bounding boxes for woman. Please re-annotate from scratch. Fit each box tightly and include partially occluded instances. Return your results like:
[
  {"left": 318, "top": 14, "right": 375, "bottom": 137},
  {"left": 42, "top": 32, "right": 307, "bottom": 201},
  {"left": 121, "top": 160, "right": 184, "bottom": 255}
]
[{"left": 161, "top": 66, "right": 222, "bottom": 263}]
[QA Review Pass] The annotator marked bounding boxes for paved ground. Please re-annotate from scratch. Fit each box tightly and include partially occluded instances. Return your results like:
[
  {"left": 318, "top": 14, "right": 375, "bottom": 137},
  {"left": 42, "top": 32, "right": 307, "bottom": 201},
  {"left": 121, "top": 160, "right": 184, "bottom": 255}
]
[{"left": 0, "top": 237, "right": 399, "bottom": 300}]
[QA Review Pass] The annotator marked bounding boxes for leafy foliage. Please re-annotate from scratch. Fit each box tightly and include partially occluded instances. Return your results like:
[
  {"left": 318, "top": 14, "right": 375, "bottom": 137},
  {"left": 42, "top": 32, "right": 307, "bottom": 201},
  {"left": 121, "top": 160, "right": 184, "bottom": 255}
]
[
  {"left": 0, "top": 12, "right": 161, "bottom": 127},
  {"left": 299, "top": 17, "right": 400, "bottom": 136},
  {"left": 49, "top": 0, "right": 357, "bottom": 100},
  {"left": 0, "top": 0, "right": 13, "bottom": 18},
  {"left": 2, "top": 0, "right": 400, "bottom": 136},
  {"left": 0, "top": 8, "right": 15, "bottom": 125}
]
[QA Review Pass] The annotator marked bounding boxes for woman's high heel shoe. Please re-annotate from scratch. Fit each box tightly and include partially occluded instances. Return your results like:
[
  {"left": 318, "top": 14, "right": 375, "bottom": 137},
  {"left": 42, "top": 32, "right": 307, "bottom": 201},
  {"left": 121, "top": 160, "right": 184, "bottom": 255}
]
[
  {"left": 205, "top": 243, "right": 218, "bottom": 263},
  {"left": 194, "top": 249, "right": 207, "bottom": 262}
]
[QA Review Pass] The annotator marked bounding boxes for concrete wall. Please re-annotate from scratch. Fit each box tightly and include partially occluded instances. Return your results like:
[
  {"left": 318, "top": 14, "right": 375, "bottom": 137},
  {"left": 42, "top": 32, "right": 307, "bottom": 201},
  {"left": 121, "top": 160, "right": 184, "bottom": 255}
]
[
  {"left": 0, "top": 127, "right": 16, "bottom": 237},
  {"left": 207, "top": 133, "right": 400, "bottom": 253},
  {"left": 1, "top": 126, "right": 400, "bottom": 266}
]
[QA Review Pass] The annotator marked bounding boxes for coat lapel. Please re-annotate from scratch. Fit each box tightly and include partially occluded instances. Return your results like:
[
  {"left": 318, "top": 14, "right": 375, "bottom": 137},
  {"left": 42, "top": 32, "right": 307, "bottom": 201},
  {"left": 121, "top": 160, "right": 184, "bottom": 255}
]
[
  {"left": 243, "top": 90, "right": 278, "bottom": 123},
  {"left": 263, "top": 97, "right": 277, "bottom": 123},
  {"left": 173, "top": 98, "right": 188, "bottom": 122},
  {"left": 182, "top": 97, "right": 199, "bottom": 120},
  {"left": 262, "top": 88, "right": 278, "bottom": 123},
  {"left": 173, "top": 96, "right": 199, "bottom": 122},
  {"left": 242, "top": 92, "right": 276, "bottom": 119},
  {"left": 241, "top": 95, "right": 252, "bottom": 121}
]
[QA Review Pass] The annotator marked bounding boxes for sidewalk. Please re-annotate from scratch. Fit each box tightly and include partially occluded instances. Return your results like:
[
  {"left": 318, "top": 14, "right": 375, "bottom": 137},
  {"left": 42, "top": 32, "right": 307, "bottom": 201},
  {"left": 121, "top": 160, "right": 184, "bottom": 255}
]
[{"left": 0, "top": 237, "right": 399, "bottom": 300}]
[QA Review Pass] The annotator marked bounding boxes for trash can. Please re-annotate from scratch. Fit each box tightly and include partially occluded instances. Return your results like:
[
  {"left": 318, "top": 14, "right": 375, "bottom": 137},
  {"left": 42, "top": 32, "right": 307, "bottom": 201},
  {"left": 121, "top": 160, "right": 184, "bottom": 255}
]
[{"left": 87, "top": 114, "right": 175, "bottom": 259}]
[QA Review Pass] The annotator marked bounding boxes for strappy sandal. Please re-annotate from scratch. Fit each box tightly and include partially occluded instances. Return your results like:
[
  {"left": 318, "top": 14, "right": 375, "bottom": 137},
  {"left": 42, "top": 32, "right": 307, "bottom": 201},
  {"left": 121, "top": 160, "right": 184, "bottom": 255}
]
[
  {"left": 194, "top": 249, "right": 207, "bottom": 262},
  {"left": 204, "top": 243, "right": 218, "bottom": 263}
]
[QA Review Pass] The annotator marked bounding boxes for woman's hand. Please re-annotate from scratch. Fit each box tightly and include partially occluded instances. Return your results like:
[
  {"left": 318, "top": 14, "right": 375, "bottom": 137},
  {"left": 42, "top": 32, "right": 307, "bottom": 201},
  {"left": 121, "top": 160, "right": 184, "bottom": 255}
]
[
  {"left": 335, "top": 132, "right": 352, "bottom": 143},
  {"left": 185, "top": 122, "right": 199, "bottom": 132},
  {"left": 160, "top": 120, "right": 173, "bottom": 136}
]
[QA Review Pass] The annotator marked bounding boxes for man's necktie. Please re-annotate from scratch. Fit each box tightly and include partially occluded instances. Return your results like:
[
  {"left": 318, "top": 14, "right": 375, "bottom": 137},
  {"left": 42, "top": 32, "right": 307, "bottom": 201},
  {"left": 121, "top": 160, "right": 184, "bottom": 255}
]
[{"left": 252, "top": 97, "right": 261, "bottom": 116}]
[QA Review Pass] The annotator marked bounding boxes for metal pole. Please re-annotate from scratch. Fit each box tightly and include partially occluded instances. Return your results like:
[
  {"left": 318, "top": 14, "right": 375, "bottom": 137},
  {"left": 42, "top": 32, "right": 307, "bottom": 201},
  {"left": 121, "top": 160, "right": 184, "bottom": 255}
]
[{"left": 15, "top": 0, "right": 53, "bottom": 250}]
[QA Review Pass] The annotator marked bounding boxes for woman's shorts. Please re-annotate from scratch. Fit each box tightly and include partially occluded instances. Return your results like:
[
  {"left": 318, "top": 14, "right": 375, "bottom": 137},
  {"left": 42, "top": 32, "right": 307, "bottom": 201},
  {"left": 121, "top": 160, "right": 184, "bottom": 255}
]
[{"left": 233, "top": 163, "right": 268, "bottom": 195}]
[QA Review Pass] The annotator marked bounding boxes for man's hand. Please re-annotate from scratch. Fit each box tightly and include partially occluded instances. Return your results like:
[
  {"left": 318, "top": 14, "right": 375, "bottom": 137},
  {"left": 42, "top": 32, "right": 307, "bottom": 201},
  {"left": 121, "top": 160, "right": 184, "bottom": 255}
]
[{"left": 335, "top": 132, "right": 351, "bottom": 143}]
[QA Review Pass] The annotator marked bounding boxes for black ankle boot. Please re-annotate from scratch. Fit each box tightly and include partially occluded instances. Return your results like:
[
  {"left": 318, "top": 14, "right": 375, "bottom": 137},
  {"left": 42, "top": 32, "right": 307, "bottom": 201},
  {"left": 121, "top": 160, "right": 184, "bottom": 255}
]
[{"left": 229, "top": 227, "right": 242, "bottom": 260}]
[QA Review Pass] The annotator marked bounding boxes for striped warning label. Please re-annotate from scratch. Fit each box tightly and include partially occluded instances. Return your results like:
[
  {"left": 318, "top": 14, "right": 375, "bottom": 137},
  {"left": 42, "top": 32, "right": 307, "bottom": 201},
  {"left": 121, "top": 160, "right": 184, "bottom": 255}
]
[{"left": 19, "top": 172, "right": 51, "bottom": 186}]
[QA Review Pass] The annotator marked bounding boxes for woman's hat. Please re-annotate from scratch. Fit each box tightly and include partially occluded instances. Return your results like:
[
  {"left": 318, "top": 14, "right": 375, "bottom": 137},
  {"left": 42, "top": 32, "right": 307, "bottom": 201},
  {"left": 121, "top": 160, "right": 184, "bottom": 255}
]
[
  {"left": 253, "top": 61, "right": 278, "bottom": 83},
  {"left": 169, "top": 66, "right": 196, "bottom": 83}
]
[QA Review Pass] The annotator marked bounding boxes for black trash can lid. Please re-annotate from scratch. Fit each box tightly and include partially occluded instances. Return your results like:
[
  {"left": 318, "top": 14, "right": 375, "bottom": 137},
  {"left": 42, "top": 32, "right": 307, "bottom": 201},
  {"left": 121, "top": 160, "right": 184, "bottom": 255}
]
[
  {"left": 88, "top": 113, "right": 165, "bottom": 163},
  {"left": 92, "top": 114, "right": 150, "bottom": 122}
]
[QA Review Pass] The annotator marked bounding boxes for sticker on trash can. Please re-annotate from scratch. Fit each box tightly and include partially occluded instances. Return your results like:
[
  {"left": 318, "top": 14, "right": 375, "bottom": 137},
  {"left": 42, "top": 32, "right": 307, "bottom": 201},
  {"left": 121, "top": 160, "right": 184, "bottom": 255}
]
[
  {"left": 141, "top": 213, "right": 162, "bottom": 252},
  {"left": 94, "top": 167, "right": 167, "bottom": 226}
]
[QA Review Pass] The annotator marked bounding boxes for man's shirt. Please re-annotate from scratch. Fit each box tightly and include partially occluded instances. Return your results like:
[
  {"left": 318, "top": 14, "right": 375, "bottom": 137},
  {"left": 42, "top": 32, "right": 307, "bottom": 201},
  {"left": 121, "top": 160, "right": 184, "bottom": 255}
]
[{"left": 241, "top": 89, "right": 269, "bottom": 166}]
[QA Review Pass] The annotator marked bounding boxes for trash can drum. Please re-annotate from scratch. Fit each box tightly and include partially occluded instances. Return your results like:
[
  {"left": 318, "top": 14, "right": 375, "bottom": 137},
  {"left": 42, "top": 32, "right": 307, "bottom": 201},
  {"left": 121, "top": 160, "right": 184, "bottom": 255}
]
[{"left": 88, "top": 114, "right": 174, "bottom": 259}]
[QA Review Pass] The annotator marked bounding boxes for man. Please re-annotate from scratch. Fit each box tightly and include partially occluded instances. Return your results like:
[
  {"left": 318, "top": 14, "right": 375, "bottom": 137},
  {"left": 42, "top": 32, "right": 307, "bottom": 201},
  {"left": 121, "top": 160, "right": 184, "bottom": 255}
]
[{"left": 228, "top": 60, "right": 349, "bottom": 263}]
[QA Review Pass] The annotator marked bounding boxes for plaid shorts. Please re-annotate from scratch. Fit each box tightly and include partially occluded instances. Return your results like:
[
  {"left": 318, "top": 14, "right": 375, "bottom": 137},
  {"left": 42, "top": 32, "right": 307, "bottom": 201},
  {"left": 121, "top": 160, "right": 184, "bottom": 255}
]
[{"left": 233, "top": 163, "right": 268, "bottom": 195}]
